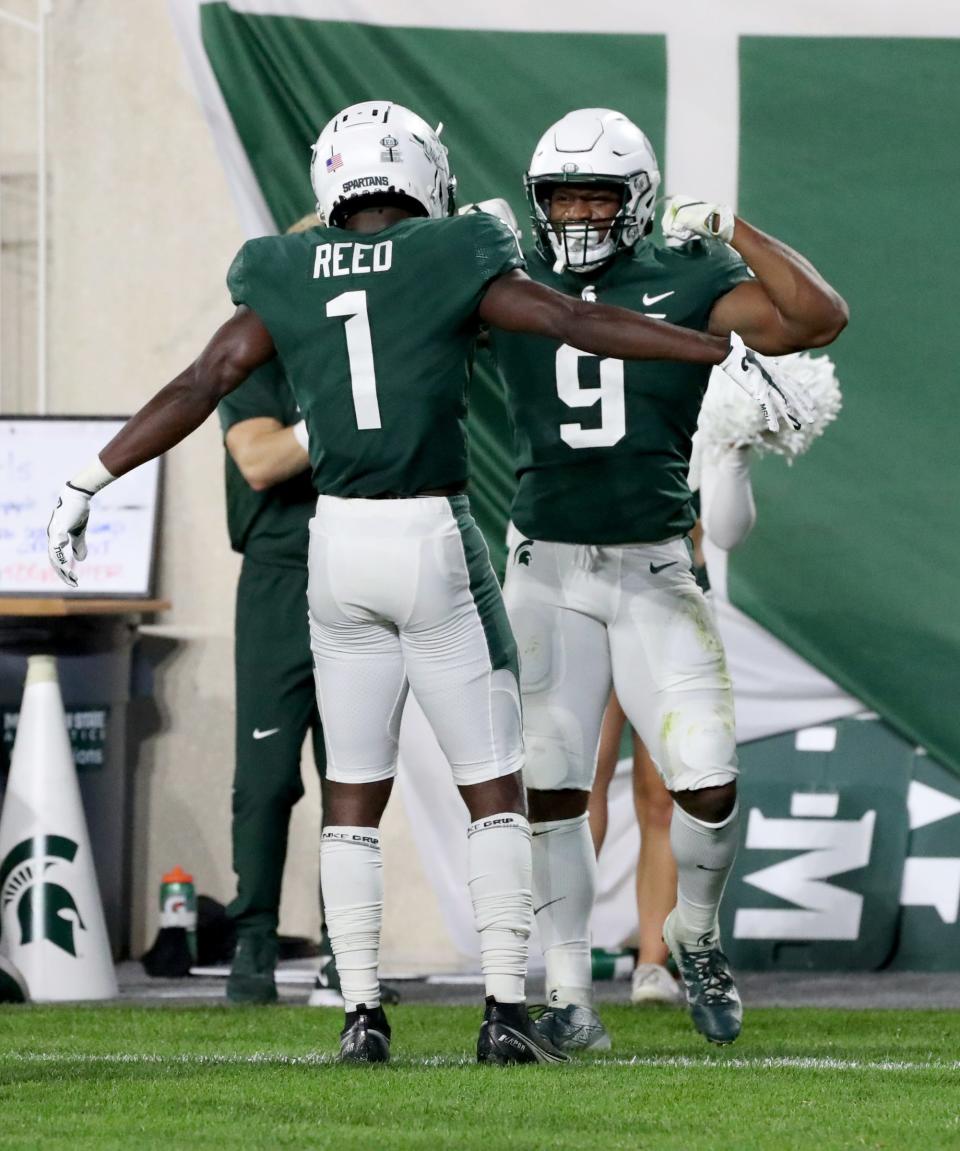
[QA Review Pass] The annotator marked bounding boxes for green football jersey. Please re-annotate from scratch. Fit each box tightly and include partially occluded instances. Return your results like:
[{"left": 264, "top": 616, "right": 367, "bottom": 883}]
[
  {"left": 228, "top": 213, "right": 523, "bottom": 498},
  {"left": 490, "top": 239, "right": 751, "bottom": 544},
  {"left": 217, "top": 357, "right": 315, "bottom": 568}
]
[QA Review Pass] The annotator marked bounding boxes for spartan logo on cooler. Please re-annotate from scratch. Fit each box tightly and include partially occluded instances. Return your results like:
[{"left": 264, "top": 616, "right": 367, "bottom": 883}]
[{"left": 0, "top": 835, "right": 86, "bottom": 957}]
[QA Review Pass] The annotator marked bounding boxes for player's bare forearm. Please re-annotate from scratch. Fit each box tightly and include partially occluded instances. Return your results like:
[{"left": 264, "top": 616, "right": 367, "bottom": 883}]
[
  {"left": 481, "top": 272, "right": 728, "bottom": 364},
  {"left": 100, "top": 307, "right": 276, "bottom": 477},
  {"left": 715, "top": 219, "right": 849, "bottom": 353},
  {"left": 99, "top": 367, "right": 225, "bottom": 476},
  {"left": 226, "top": 418, "right": 310, "bottom": 492},
  {"left": 560, "top": 299, "right": 727, "bottom": 363}
]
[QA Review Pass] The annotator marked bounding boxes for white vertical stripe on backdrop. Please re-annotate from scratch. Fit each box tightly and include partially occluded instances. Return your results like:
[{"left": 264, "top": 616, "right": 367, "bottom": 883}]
[{"left": 168, "top": 0, "right": 276, "bottom": 237}]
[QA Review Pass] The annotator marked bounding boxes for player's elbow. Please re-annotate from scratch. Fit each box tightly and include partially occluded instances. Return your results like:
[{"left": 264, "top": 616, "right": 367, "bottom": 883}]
[
  {"left": 802, "top": 291, "right": 849, "bottom": 349},
  {"left": 193, "top": 344, "right": 252, "bottom": 403},
  {"left": 228, "top": 449, "right": 272, "bottom": 491},
  {"left": 240, "top": 464, "right": 272, "bottom": 492}
]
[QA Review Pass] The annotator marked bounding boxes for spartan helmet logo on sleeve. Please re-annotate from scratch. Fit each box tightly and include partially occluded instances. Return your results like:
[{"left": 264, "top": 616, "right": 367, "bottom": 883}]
[
  {"left": 525, "top": 108, "right": 661, "bottom": 273},
  {"left": 309, "top": 100, "right": 457, "bottom": 228}
]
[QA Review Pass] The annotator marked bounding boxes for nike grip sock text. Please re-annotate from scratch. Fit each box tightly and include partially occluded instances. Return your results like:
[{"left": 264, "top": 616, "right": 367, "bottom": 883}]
[
  {"left": 467, "top": 812, "right": 533, "bottom": 1004},
  {"left": 320, "top": 827, "right": 383, "bottom": 1012}
]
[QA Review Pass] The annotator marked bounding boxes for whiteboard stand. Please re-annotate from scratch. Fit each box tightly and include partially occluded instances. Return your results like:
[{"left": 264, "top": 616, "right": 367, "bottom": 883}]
[{"left": 0, "top": 417, "right": 167, "bottom": 954}]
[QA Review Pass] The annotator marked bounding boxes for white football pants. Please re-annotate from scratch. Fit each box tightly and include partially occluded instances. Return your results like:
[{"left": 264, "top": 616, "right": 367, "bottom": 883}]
[
  {"left": 308, "top": 495, "right": 523, "bottom": 786},
  {"left": 503, "top": 528, "right": 738, "bottom": 795}
]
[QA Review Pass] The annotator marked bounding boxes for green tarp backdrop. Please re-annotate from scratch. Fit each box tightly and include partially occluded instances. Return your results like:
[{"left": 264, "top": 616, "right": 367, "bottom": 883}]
[{"left": 193, "top": 4, "right": 960, "bottom": 777}]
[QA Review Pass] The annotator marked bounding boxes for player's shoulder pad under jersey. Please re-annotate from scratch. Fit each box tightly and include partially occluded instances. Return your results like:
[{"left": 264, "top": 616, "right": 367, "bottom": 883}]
[
  {"left": 657, "top": 235, "right": 750, "bottom": 292},
  {"left": 452, "top": 209, "right": 526, "bottom": 273},
  {"left": 227, "top": 236, "right": 276, "bottom": 307}
]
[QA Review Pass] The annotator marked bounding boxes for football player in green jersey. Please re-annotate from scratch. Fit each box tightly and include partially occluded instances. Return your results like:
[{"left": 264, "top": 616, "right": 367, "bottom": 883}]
[
  {"left": 45, "top": 100, "right": 807, "bottom": 1066},
  {"left": 488, "top": 108, "right": 847, "bottom": 1051},
  {"left": 217, "top": 355, "right": 328, "bottom": 1005}
]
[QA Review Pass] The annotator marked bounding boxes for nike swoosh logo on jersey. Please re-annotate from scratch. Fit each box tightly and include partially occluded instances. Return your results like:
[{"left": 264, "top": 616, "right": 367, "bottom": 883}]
[
  {"left": 649, "top": 561, "right": 677, "bottom": 574},
  {"left": 642, "top": 290, "right": 675, "bottom": 306},
  {"left": 252, "top": 727, "right": 280, "bottom": 740}
]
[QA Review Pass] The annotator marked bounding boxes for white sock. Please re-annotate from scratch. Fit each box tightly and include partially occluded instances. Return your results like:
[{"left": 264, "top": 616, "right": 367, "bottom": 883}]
[
  {"left": 670, "top": 801, "right": 740, "bottom": 945},
  {"left": 467, "top": 812, "right": 533, "bottom": 1004},
  {"left": 530, "top": 813, "right": 595, "bottom": 1007},
  {"left": 320, "top": 826, "right": 383, "bottom": 1011}
]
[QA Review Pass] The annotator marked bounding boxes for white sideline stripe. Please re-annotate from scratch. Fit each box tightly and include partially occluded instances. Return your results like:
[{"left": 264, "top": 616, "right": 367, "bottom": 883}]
[{"left": 2, "top": 1052, "right": 957, "bottom": 1072}]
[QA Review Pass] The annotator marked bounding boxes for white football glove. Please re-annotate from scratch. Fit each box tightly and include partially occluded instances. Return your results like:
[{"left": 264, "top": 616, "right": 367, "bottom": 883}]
[
  {"left": 47, "top": 483, "right": 92, "bottom": 588},
  {"left": 662, "top": 194, "right": 735, "bottom": 245},
  {"left": 719, "top": 332, "right": 816, "bottom": 434},
  {"left": 457, "top": 197, "right": 521, "bottom": 238}
]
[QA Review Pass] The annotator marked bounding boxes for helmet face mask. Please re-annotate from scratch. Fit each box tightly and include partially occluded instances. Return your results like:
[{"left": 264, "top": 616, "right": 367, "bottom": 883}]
[
  {"left": 525, "top": 109, "right": 660, "bottom": 274},
  {"left": 527, "top": 173, "right": 653, "bottom": 273},
  {"left": 310, "top": 101, "right": 457, "bottom": 228}
]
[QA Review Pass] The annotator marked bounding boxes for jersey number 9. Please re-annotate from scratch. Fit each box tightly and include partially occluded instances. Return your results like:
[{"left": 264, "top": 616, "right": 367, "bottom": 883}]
[{"left": 556, "top": 344, "right": 626, "bottom": 450}]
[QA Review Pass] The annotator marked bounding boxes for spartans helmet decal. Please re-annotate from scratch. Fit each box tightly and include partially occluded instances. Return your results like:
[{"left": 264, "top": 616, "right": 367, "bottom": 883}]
[{"left": 0, "top": 836, "right": 86, "bottom": 957}]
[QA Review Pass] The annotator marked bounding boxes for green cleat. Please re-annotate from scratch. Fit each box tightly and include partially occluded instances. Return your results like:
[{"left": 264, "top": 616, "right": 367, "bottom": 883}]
[
  {"left": 530, "top": 1001, "right": 611, "bottom": 1052},
  {"left": 226, "top": 931, "right": 278, "bottom": 1005},
  {"left": 663, "top": 910, "right": 742, "bottom": 1046}
]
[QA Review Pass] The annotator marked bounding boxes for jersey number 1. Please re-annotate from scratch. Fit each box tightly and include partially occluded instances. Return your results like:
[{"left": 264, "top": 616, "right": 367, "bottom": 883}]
[
  {"left": 556, "top": 345, "right": 626, "bottom": 449},
  {"left": 327, "top": 290, "right": 382, "bottom": 430}
]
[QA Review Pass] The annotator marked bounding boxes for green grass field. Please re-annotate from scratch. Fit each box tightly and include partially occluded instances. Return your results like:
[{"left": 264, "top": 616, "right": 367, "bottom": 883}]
[{"left": 1, "top": 1004, "right": 958, "bottom": 1150}]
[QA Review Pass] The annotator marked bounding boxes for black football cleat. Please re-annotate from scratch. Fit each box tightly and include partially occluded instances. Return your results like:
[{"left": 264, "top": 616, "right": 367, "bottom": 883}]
[
  {"left": 476, "top": 997, "right": 570, "bottom": 1065},
  {"left": 339, "top": 1003, "right": 391, "bottom": 1064}
]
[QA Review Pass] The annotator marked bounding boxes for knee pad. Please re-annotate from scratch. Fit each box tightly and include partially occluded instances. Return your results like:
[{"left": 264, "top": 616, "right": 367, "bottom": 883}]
[
  {"left": 657, "top": 700, "right": 738, "bottom": 793},
  {"left": 450, "top": 668, "right": 524, "bottom": 787},
  {"left": 522, "top": 720, "right": 596, "bottom": 791}
]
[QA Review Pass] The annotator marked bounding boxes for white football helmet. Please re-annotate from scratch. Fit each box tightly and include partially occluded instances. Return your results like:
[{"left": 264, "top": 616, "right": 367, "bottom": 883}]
[
  {"left": 525, "top": 108, "right": 661, "bottom": 273},
  {"left": 310, "top": 100, "right": 456, "bottom": 227}
]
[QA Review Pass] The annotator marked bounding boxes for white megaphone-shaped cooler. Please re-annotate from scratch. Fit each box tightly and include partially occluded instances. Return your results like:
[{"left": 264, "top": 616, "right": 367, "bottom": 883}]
[{"left": 0, "top": 655, "right": 117, "bottom": 1000}]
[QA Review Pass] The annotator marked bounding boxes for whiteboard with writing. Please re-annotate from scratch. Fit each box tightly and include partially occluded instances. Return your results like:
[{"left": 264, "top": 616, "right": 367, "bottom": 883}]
[{"left": 0, "top": 418, "right": 161, "bottom": 597}]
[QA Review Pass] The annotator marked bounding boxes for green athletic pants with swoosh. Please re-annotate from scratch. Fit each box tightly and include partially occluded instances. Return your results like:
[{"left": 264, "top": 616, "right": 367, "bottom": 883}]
[{"left": 227, "top": 554, "right": 326, "bottom": 938}]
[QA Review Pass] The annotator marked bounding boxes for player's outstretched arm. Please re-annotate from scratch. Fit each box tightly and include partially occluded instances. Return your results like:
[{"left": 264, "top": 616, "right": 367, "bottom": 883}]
[
  {"left": 100, "top": 307, "right": 275, "bottom": 478},
  {"left": 479, "top": 269, "right": 728, "bottom": 365},
  {"left": 662, "top": 196, "right": 848, "bottom": 354},
  {"left": 47, "top": 306, "right": 275, "bottom": 587},
  {"left": 479, "top": 272, "right": 812, "bottom": 435}
]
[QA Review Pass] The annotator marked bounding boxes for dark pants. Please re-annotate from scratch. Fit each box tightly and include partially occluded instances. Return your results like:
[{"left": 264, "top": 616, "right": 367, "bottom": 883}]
[{"left": 227, "top": 555, "right": 326, "bottom": 937}]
